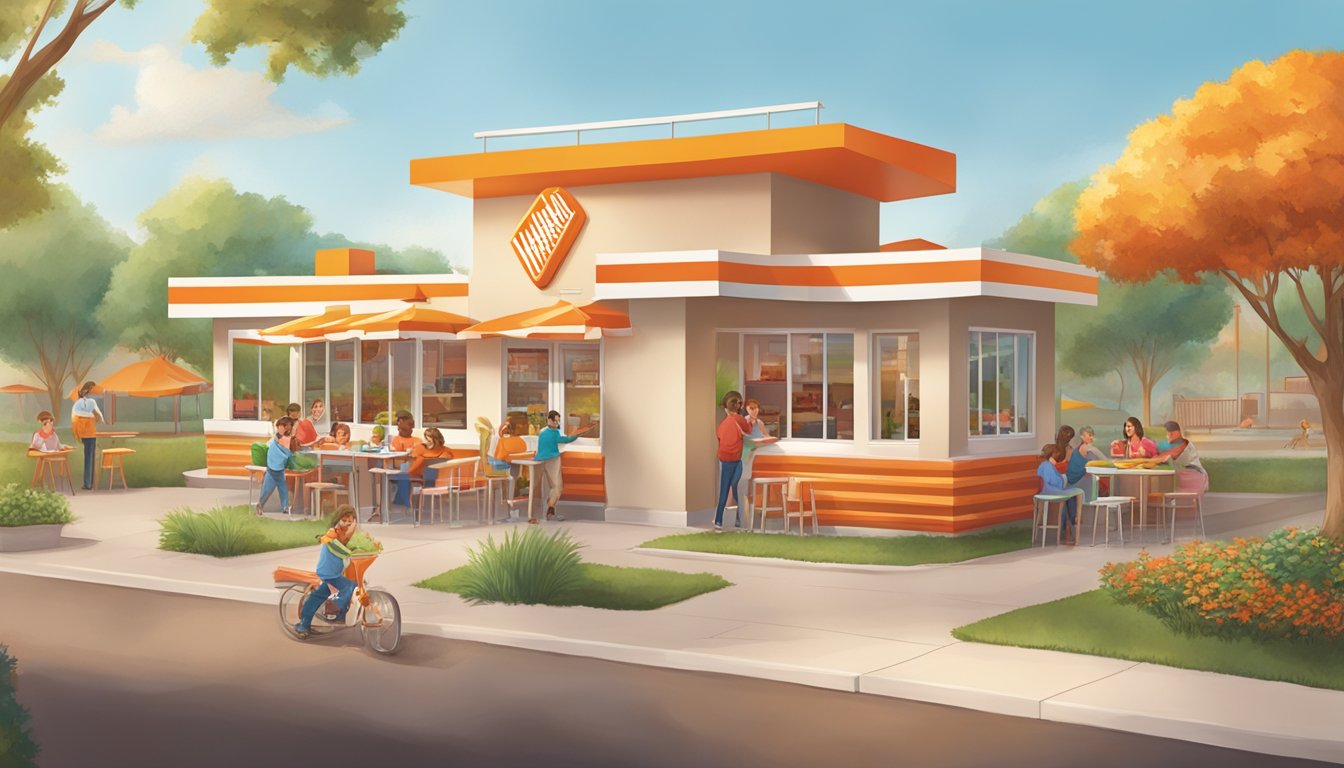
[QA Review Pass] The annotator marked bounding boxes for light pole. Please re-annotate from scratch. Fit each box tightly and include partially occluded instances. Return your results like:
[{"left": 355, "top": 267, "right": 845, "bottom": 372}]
[
  {"left": 1233, "top": 303, "right": 1240, "bottom": 411},
  {"left": 1265, "top": 316, "right": 1272, "bottom": 426}
]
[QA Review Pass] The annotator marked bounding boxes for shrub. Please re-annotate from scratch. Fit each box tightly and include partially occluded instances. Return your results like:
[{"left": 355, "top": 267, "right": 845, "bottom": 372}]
[
  {"left": 0, "top": 484, "right": 75, "bottom": 527},
  {"left": 0, "top": 645, "right": 40, "bottom": 767},
  {"left": 158, "top": 506, "right": 265, "bottom": 557},
  {"left": 454, "top": 527, "right": 585, "bottom": 605},
  {"left": 1100, "top": 527, "right": 1344, "bottom": 644}
]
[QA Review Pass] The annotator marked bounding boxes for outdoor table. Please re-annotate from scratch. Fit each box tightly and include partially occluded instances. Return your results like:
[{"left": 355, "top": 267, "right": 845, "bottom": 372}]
[
  {"left": 28, "top": 448, "right": 76, "bottom": 495},
  {"left": 93, "top": 431, "right": 138, "bottom": 489},
  {"left": 1084, "top": 465, "right": 1176, "bottom": 543},
  {"left": 510, "top": 454, "right": 545, "bottom": 521},
  {"left": 310, "top": 449, "right": 408, "bottom": 525}
]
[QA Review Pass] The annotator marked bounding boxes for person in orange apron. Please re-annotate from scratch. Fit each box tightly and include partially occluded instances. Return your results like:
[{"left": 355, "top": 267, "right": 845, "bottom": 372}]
[{"left": 70, "top": 381, "right": 105, "bottom": 490}]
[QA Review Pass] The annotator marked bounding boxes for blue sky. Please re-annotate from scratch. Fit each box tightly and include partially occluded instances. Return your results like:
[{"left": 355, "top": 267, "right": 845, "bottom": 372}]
[{"left": 16, "top": 0, "right": 1344, "bottom": 271}]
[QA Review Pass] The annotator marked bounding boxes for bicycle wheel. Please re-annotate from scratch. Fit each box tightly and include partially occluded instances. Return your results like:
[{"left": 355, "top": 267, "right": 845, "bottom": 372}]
[
  {"left": 361, "top": 588, "right": 402, "bottom": 655},
  {"left": 278, "top": 585, "right": 339, "bottom": 640}
]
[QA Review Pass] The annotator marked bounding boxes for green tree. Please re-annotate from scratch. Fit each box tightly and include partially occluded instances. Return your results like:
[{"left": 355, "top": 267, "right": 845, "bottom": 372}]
[
  {"left": 0, "top": 0, "right": 406, "bottom": 227},
  {"left": 98, "top": 177, "right": 459, "bottom": 373},
  {"left": 989, "top": 181, "right": 1234, "bottom": 423},
  {"left": 0, "top": 645, "right": 39, "bottom": 768},
  {"left": 0, "top": 185, "right": 128, "bottom": 418}
]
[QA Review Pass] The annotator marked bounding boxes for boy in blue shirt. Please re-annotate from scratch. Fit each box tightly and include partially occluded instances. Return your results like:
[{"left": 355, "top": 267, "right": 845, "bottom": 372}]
[
  {"left": 531, "top": 410, "right": 595, "bottom": 523},
  {"left": 294, "top": 506, "right": 358, "bottom": 638},
  {"left": 255, "top": 417, "right": 295, "bottom": 516}
]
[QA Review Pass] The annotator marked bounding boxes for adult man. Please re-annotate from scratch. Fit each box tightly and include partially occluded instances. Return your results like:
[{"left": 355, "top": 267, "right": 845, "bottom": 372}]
[
  {"left": 532, "top": 410, "right": 595, "bottom": 523},
  {"left": 294, "top": 399, "right": 325, "bottom": 448}
]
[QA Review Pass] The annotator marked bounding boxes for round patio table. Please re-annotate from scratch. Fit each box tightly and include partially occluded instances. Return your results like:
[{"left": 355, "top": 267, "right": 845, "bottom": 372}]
[{"left": 1084, "top": 465, "right": 1176, "bottom": 544}]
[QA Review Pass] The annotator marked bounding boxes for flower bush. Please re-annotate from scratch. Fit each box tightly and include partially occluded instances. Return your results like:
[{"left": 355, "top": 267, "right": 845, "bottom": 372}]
[
  {"left": 0, "top": 484, "right": 75, "bottom": 527},
  {"left": 1100, "top": 527, "right": 1344, "bottom": 644}
]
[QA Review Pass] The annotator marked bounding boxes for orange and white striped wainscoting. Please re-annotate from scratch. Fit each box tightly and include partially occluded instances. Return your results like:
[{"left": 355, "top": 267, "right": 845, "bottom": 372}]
[
  {"left": 560, "top": 451, "right": 606, "bottom": 503},
  {"left": 749, "top": 454, "right": 1040, "bottom": 533}
]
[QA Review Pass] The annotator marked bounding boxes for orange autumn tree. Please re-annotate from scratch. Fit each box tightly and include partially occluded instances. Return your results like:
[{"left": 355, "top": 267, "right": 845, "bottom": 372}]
[{"left": 1072, "top": 50, "right": 1344, "bottom": 541}]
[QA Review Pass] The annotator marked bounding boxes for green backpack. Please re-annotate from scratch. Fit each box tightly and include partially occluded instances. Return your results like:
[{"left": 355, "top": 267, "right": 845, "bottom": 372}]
[{"left": 250, "top": 442, "right": 268, "bottom": 466}]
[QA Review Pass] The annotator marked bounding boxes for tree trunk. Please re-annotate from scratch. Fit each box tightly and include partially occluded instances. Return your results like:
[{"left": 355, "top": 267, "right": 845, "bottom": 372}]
[
  {"left": 1115, "top": 368, "right": 1125, "bottom": 412},
  {"left": 1311, "top": 376, "right": 1344, "bottom": 540}
]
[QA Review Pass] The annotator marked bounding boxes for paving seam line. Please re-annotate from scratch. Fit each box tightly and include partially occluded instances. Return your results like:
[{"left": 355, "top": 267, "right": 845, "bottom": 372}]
[{"left": 632, "top": 547, "right": 950, "bottom": 572}]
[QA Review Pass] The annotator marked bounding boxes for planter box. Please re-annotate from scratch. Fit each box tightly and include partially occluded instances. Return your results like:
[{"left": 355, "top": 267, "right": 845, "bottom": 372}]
[{"left": 0, "top": 524, "right": 65, "bottom": 552}]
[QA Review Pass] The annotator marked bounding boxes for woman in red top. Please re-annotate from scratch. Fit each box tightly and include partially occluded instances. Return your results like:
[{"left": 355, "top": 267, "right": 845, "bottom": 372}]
[{"left": 714, "top": 391, "right": 751, "bottom": 531}]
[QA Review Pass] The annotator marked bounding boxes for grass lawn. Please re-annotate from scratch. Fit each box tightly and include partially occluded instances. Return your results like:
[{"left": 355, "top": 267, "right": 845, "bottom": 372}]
[
  {"left": 953, "top": 589, "right": 1344, "bottom": 691},
  {"left": 638, "top": 527, "right": 1031, "bottom": 566},
  {"left": 158, "top": 505, "right": 328, "bottom": 557},
  {"left": 416, "top": 563, "right": 731, "bottom": 610},
  {"left": 1204, "top": 457, "right": 1326, "bottom": 493},
  {"left": 1, "top": 435, "right": 205, "bottom": 488}
]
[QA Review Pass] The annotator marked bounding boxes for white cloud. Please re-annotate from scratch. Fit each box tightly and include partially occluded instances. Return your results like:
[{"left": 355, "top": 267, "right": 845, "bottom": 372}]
[{"left": 90, "top": 41, "right": 349, "bottom": 143}]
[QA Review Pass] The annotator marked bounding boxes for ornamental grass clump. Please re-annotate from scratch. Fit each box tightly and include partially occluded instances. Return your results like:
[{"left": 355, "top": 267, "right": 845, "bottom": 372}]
[
  {"left": 0, "top": 484, "right": 75, "bottom": 527},
  {"left": 1100, "top": 527, "right": 1344, "bottom": 644},
  {"left": 455, "top": 526, "right": 584, "bottom": 605},
  {"left": 159, "top": 506, "right": 265, "bottom": 557}
]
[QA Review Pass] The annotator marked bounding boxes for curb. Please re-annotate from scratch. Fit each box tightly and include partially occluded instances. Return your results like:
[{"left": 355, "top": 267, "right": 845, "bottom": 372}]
[{"left": 633, "top": 547, "right": 948, "bottom": 572}]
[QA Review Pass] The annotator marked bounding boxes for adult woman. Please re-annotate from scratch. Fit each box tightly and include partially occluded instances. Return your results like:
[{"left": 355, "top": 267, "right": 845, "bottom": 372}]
[
  {"left": 713, "top": 391, "right": 751, "bottom": 531},
  {"left": 70, "top": 381, "right": 104, "bottom": 490},
  {"left": 1037, "top": 442, "right": 1083, "bottom": 544},
  {"left": 1112, "top": 417, "right": 1158, "bottom": 459}
]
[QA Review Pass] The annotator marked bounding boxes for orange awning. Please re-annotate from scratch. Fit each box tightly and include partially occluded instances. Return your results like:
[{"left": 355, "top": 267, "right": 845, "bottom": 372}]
[
  {"left": 258, "top": 305, "right": 351, "bottom": 341},
  {"left": 0, "top": 384, "right": 44, "bottom": 394},
  {"left": 69, "top": 356, "right": 209, "bottom": 399},
  {"left": 458, "top": 300, "right": 631, "bottom": 340},
  {"left": 342, "top": 305, "right": 473, "bottom": 339}
]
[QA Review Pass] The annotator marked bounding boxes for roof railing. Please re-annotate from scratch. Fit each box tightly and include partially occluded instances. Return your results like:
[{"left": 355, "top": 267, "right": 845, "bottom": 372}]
[{"left": 474, "top": 101, "right": 823, "bottom": 151}]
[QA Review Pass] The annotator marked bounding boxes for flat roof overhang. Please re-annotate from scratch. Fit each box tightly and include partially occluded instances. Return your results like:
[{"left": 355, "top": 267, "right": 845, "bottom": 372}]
[{"left": 411, "top": 123, "right": 956, "bottom": 202}]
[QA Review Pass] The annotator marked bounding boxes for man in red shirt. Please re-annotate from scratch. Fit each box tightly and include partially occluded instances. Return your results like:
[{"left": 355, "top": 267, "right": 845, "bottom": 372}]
[{"left": 714, "top": 391, "right": 751, "bottom": 531}]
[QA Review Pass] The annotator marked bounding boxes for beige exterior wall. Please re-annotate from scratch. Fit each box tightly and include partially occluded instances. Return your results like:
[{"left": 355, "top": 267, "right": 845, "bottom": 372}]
[{"left": 769, "top": 174, "right": 878, "bottom": 254}]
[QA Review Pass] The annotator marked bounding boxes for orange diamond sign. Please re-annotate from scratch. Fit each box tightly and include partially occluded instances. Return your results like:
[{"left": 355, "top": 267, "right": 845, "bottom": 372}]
[{"left": 510, "top": 187, "right": 587, "bottom": 289}]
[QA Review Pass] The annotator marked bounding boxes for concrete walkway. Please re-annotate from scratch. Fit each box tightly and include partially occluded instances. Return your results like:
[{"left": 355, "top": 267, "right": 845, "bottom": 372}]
[{"left": 1, "top": 487, "right": 1339, "bottom": 764}]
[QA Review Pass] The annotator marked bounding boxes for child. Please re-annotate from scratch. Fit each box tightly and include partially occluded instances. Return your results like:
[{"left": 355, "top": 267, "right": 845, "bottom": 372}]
[
  {"left": 294, "top": 399, "right": 324, "bottom": 448},
  {"left": 293, "top": 505, "right": 359, "bottom": 638},
  {"left": 316, "top": 422, "right": 353, "bottom": 486},
  {"left": 363, "top": 424, "right": 386, "bottom": 450},
  {"left": 1038, "top": 442, "right": 1083, "bottom": 545},
  {"left": 29, "top": 411, "right": 71, "bottom": 453},
  {"left": 256, "top": 416, "right": 295, "bottom": 516},
  {"left": 713, "top": 391, "right": 752, "bottom": 531}
]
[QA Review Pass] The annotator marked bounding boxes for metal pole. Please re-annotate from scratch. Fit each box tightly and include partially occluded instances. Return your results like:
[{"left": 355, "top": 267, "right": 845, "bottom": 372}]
[
  {"left": 1265, "top": 318, "right": 1271, "bottom": 425},
  {"left": 1233, "top": 303, "right": 1240, "bottom": 411}
]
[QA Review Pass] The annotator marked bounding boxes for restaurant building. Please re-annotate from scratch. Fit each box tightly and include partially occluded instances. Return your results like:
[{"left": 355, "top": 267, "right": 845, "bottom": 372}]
[{"left": 170, "top": 104, "right": 1098, "bottom": 533}]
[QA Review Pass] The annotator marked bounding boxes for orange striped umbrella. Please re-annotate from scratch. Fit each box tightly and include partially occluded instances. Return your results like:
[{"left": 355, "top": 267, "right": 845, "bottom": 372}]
[{"left": 457, "top": 300, "right": 631, "bottom": 340}]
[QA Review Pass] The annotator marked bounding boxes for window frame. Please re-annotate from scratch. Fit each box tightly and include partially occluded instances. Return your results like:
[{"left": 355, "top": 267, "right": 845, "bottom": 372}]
[
  {"left": 719, "top": 327, "right": 857, "bottom": 443},
  {"left": 967, "top": 327, "right": 1036, "bottom": 440},
  {"left": 870, "top": 330, "right": 920, "bottom": 442},
  {"left": 502, "top": 339, "right": 603, "bottom": 447}
]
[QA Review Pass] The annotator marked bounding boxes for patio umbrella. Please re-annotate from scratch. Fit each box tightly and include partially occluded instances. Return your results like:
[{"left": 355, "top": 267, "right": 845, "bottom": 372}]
[
  {"left": 1, "top": 383, "right": 44, "bottom": 420},
  {"left": 457, "top": 300, "right": 631, "bottom": 340},
  {"left": 1060, "top": 395, "right": 1096, "bottom": 411},
  {"left": 258, "top": 305, "right": 351, "bottom": 343},
  {"left": 69, "top": 356, "right": 210, "bottom": 433},
  {"left": 340, "top": 305, "right": 473, "bottom": 340}
]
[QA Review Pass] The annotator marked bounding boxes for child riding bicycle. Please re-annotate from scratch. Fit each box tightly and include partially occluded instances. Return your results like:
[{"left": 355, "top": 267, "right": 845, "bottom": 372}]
[{"left": 293, "top": 505, "right": 359, "bottom": 639}]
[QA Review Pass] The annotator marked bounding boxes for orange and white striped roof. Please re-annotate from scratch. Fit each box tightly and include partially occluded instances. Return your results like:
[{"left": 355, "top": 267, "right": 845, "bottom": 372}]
[
  {"left": 167, "top": 275, "right": 468, "bottom": 319},
  {"left": 592, "top": 248, "right": 1098, "bottom": 305}
]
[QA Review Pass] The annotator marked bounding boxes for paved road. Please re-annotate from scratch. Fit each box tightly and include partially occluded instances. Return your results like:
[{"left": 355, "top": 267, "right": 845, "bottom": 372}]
[{"left": 2, "top": 574, "right": 1332, "bottom": 768}]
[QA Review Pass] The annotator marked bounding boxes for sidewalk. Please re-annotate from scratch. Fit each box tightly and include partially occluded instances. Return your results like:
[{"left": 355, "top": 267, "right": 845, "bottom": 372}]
[{"left": 1, "top": 487, "right": 1340, "bottom": 764}]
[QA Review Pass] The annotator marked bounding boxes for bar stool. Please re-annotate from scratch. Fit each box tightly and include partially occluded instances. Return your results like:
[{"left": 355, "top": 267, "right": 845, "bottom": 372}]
[
  {"left": 100, "top": 448, "right": 135, "bottom": 490},
  {"left": 418, "top": 483, "right": 452, "bottom": 525},
  {"left": 749, "top": 477, "right": 788, "bottom": 531},
  {"left": 1032, "top": 491, "right": 1072, "bottom": 546},
  {"left": 305, "top": 482, "right": 348, "bottom": 520},
  {"left": 1087, "top": 495, "right": 1134, "bottom": 547},
  {"left": 245, "top": 464, "right": 266, "bottom": 506},
  {"left": 1163, "top": 492, "right": 1206, "bottom": 542},
  {"left": 367, "top": 467, "right": 406, "bottom": 524},
  {"left": 782, "top": 477, "right": 818, "bottom": 535},
  {"left": 482, "top": 474, "right": 513, "bottom": 522}
]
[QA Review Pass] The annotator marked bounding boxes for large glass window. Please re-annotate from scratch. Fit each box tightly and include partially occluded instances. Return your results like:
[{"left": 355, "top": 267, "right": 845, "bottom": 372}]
[
  {"left": 422, "top": 341, "right": 467, "bottom": 430},
  {"left": 303, "top": 342, "right": 326, "bottom": 423},
  {"left": 733, "top": 332, "right": 852, "bottom": 440},
  {"left": 231, "top": 341, "right": 260, "bottom": 420},
  {"left": 969, "top": 330, "right": 1033, "bottom": 436},
  {"left": 390, "top": 340, "right": 415, "bottom": 419},
  {"left": 258, "top": 344, "right": 291, "bottom": 423},
  {"left": 506, "top": 347, "right": 550, "bottom": 435},
  {"left": 874, "top": 333, "right": 919, "bottom": 440},
  {"left": 743, "top": 334, "right": 786, "bottom": 438},
  {"left": 359, "top": 340, "right": 390, "bottom": 424},
  {"left": 328, "top": 341, "right": 356, "bottom": 424},
  {"left": 562, "top": 345, "right": 601, "bottom": 439}
]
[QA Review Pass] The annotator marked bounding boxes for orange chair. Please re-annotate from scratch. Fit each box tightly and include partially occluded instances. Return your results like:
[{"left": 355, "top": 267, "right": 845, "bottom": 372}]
[{"left": 100, "top": 447, "right": 136, "bottom": 490}]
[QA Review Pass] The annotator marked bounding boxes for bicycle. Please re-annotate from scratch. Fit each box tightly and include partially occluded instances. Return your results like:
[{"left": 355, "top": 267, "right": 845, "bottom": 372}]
[{"left": 273, "top": 552, "right": 402, "bottom": 655}]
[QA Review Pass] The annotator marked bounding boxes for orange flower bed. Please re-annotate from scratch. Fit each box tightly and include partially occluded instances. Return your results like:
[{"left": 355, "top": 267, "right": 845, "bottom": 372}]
[{"left": 1100, "top": 527, "right": 1344, "bottom": 643}]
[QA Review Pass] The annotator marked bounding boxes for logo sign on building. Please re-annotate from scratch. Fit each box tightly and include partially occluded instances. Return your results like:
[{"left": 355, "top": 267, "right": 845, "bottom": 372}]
[{"left": 511, "top": 187, "right": 586, "bottom": 289}]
